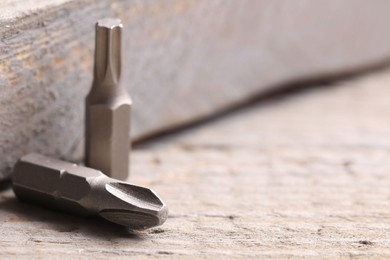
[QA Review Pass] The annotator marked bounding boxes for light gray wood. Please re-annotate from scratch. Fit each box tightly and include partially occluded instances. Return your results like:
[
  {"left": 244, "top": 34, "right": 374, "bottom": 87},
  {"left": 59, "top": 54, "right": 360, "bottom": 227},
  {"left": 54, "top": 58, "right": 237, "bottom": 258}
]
[
  {"left": 1, "top": 68, "right": 390, "bottom": 258},
  {"left": 2, "top": 0, "right": 390, "bottom": 181}
]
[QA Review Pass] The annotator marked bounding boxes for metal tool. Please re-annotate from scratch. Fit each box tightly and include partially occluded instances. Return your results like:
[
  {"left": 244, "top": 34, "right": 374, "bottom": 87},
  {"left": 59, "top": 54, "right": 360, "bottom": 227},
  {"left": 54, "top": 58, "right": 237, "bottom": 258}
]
[
  {"left": 85, "top": 18, "right": 132, "bottom": 181},
  {"left": 13, "top": 153, "right": 168, "bottom": 230}
]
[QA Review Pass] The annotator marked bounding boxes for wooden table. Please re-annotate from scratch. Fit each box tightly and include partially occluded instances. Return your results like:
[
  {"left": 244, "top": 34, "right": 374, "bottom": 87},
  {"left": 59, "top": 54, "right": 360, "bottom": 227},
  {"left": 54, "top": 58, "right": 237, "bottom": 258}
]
[{"left": 1, "top": 68, "right": 390, "bottom": 258}]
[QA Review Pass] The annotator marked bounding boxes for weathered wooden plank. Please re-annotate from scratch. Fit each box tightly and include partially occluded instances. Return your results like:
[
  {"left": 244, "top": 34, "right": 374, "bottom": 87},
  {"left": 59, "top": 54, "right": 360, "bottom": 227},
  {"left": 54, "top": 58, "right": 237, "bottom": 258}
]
[
  {"left": 1, "top": 68, "right": 390, "bottom": 258},
  {"left": 2, "top": 0, "right": 390, "bottom": 181}
]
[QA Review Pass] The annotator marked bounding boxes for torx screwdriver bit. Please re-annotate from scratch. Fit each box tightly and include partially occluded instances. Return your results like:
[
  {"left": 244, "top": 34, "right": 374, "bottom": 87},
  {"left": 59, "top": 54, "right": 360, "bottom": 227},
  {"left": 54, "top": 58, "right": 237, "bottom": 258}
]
[
  {"left": 85, "top": 18, "right": 132, "bottom": 181},
  {"left": 13, "top": 153, "right": 168, "bottom": 230}
]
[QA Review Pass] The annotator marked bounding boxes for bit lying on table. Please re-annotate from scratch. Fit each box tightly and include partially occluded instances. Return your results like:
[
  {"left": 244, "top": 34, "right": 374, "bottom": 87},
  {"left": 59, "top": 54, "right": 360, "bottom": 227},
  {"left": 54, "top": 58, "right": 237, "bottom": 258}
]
[{"left": 12, "top": 153, "right": 168, "bottom": 230}]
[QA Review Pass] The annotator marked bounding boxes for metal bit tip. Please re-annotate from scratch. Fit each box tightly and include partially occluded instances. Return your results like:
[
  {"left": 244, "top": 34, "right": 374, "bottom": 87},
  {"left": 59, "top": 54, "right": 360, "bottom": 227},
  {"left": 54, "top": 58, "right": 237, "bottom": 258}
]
[
  {"left": 12, "top": 154, "right": 168, "bottom": 230},
  {"left": 94, "top": 18, "right": 122, "bottom": 84},
  {"left": 100, "top": 182, "right": 168, "bottom": 230}
]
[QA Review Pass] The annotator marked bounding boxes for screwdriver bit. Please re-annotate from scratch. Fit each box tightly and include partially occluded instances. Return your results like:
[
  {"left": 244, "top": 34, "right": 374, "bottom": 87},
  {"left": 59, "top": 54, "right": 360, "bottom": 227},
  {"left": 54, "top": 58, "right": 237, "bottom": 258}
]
[
  {"left": 12, "top": 154, "right": 168, "bottom": 230},
  {"left": 85, "top": 18, "right": 132, "bottom": 181}
]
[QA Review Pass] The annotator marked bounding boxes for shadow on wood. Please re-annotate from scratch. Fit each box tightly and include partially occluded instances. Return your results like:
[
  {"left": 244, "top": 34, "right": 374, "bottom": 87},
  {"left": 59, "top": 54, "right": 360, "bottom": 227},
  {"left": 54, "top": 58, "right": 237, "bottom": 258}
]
[{"left": 0, "top": 193, "right": 148, "bottom": 240}]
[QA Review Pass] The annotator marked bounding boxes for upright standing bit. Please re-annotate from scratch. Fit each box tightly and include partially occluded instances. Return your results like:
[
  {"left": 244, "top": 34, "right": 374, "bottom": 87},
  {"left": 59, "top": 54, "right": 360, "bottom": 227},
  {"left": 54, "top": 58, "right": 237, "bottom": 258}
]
[{"left": 85, "top": 18, "right": 132, "bottom": 181}]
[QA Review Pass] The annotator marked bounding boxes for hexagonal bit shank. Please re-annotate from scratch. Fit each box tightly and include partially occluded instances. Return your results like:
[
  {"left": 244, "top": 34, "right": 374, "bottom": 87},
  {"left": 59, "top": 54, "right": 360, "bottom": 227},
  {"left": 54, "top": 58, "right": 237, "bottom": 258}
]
[
  {"left": 85, "top": 18, "right": 132, "bottom": 180},
  {"left": 13, "top": 154, "right": 168, "bottom": 230}
]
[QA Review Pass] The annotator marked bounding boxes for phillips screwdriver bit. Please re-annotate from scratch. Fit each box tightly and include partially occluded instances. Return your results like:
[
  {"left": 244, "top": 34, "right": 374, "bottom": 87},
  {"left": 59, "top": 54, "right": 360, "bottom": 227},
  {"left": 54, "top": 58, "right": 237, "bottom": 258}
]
[
  {"left": 85, "top": 18, "right": 132, "bottom": 180},
  {"left": 12, "top": 154, "right": 168, "bottom": 230}
]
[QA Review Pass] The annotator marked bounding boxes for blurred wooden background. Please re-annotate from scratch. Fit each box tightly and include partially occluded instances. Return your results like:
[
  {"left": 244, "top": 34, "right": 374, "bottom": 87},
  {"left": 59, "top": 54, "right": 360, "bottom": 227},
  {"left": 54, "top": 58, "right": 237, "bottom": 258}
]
[{"left": 2, "top": 1, "right": 390, "bottom": 179}]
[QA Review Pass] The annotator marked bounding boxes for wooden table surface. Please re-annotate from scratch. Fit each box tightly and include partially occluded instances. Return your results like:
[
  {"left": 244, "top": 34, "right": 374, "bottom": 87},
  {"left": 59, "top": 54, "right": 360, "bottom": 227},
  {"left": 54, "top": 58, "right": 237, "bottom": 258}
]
[{"left": 1, "top": 68, "right": 390, "bottom": 258}]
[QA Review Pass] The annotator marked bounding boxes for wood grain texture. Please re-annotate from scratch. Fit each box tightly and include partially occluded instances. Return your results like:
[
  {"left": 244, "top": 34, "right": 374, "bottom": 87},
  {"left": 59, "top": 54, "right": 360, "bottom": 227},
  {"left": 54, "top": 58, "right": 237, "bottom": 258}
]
[
  {"left": 2, "top": 0, "right": 390, "bottom": 181},
  {"left": 1, "top": 68, "right": 390, "bottom": 258}
]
